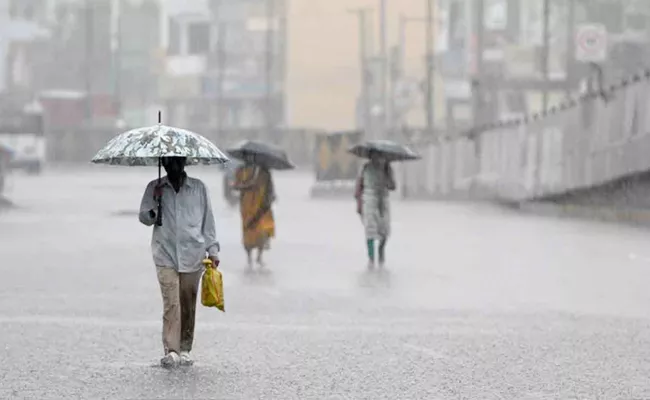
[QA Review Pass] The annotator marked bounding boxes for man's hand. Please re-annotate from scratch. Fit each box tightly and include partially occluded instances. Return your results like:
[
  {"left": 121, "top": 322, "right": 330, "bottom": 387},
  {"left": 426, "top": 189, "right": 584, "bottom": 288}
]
[
  {"left": 208, "top": 256, "right": 220, "bottom": 268},
  {"left": 384, "top": 161, "right": 393, "bottom": 174},
  {"left": 153, "top": 184, "right": 164, "bottom": 200},
  {"left": 384, "top": 162, "right": 396, "bottom": 190}
]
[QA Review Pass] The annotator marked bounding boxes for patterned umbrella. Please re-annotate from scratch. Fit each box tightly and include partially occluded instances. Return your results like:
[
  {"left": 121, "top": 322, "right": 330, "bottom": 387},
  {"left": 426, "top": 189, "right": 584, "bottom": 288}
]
[
  {"left": 90, "top": 113, "right": 229, "bottom": 226},
  {"left": 91, "top": 125, "right": 229, "bottom": 166},
  {"left": 348, "top": 139, "right": 420, "bottom": 162}
]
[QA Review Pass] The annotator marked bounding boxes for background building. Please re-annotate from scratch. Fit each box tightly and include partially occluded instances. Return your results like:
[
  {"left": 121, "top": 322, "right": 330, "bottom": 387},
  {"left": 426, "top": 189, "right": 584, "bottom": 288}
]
[
  {"left": 435, "top": 0, "right": 650, "bottom": 131},
  {"left": 160, "top": 0, "right": 288, "bottom": 133}
]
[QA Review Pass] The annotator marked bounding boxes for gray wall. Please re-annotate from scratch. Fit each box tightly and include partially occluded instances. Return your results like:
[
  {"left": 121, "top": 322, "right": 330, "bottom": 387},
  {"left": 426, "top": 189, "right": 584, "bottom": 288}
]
[{"left": 402, "top": 70, "right": 650, "bottom": 204}]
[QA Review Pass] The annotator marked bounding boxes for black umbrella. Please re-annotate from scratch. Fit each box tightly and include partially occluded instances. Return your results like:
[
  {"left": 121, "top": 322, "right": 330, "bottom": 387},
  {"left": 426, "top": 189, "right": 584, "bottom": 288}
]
[
  {"left": 226, "top": 140, "right": 295, "bottom": 170},
  {"left": 348, "top": 139, "right": 420, "bottom": 162}
]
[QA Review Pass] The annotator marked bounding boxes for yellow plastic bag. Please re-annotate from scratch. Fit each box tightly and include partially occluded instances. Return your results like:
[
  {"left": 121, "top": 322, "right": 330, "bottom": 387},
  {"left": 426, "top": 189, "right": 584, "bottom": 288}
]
[{"left": 201, "top": 259, "right": 224, "bottom": 311}]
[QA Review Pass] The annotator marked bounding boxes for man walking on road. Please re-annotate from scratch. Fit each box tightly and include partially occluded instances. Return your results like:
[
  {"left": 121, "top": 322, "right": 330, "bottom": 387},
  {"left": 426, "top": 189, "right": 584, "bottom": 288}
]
[{"left": 139, "top": 156, "right": 220, "bottom": 368}]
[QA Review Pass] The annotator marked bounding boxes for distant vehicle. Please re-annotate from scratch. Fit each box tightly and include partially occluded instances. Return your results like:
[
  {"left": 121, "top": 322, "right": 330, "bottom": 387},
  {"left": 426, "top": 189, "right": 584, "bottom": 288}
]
[{"left": 0, "top": 105, "right": 46, "bottom": 175}]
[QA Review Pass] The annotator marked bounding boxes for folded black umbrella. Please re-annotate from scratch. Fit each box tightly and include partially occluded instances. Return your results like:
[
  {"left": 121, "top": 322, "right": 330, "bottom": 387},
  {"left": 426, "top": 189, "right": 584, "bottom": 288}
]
[
  {"left": 227, "top": 140, "right": 295, "bottom": 170},
  {"left": 348, "top": 139, "right": 420, "bottom": 162}
]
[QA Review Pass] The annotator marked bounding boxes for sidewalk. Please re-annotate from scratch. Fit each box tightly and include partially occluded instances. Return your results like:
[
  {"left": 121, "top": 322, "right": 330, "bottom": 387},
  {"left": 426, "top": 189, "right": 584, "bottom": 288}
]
[{"left": 506, "top": 200, "right": 650, "bottom": 229}]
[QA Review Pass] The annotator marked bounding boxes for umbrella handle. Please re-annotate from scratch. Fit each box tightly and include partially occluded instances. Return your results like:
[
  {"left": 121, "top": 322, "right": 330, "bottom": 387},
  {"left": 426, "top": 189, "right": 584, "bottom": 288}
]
[
  {"left": 155, "top": 200, "right": 163, "bottom": 226},
  {"left": 155, "top": 157, "right": 163, "bottom": 226}
]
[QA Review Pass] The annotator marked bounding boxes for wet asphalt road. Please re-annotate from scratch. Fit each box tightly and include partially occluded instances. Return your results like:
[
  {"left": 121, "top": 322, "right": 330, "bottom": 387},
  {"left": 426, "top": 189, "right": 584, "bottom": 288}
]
[{"left": 2, "top": 165, "right": 650, "bottom": 399}]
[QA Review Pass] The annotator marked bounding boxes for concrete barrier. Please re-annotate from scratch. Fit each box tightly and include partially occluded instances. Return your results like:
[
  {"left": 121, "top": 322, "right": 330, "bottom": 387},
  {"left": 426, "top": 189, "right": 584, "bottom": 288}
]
[{"left": 403, "top": 68, "right": 650, "bottom": 209}]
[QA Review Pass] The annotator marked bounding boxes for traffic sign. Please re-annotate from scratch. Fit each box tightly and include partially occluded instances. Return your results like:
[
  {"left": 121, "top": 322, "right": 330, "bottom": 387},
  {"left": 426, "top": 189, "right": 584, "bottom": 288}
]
[{"left": 575, "top": 23, "right": 608, "bottom": 62}]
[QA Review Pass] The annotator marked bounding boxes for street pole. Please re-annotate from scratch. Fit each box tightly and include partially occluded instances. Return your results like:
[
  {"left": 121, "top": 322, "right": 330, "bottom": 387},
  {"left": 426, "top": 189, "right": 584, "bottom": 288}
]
[
  {"left": 350, "top": 8, "right": 373, "bottom": 140},
  {"left": 278, "top": 9, "right": 288, "bottom": 130},
  {"left": 472, "top": 0, "right": 485, "bottom": 128},
  {"left": 216, "top": 22, "right": 227, "bottom": 138},
  {"left": 84, "top": 0, "right": 93, "bottom": 123},
  {"left": 397, "top": 14, "right": 406, "bottom": 134},
  {"left": 470, "top": 0, "right": 485, "bottom": 193},
  {"left": 565, "top": 0, "right": 576, "bottom": 97},
  {"left": 264, "top": 0, "right": 275, "bottom": 141},
  {"left": 379, "top": 0, "right": 387, "bottom": 140},
  {"left": 110, "top": 0, "right": 122, "bottom": 122},
  {"left": 542, "top": 0, "right": 550, "bottom": 112},
  {"left": 398, "top": 15, "right": 425, "bottom": 133},
  {"left": 425, "top": 0, "right": 435, "bottom": 135}
]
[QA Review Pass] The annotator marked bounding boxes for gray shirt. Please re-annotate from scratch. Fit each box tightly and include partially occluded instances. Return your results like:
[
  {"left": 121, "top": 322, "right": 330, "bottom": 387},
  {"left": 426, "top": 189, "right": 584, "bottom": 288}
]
[{"left": 139, "top": 175, "right": 220, "bottom": 273}]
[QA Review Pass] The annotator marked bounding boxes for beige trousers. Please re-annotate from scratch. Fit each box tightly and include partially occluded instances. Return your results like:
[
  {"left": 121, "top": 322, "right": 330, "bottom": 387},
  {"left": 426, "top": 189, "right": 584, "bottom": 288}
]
[{"left": 156, "top": 267, "right": 202, "bottom": 355}]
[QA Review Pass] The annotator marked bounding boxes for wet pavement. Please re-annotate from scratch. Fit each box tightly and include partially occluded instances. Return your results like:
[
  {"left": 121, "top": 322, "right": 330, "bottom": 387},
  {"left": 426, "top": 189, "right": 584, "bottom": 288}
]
[{"left": 2, "top": 165, "right": 650, "bottom": 399}]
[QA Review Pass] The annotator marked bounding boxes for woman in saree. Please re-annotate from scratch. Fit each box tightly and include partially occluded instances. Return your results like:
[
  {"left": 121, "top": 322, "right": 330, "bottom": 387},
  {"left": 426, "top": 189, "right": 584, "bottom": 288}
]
[
  {"left": 355, "top": 150, "right": 396, "bottom": 269},
  {"left": 232, "top": 156, "right": 276, "bottom": 268}
]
